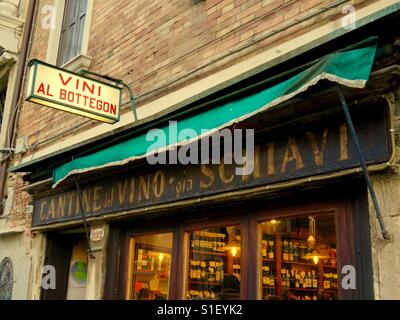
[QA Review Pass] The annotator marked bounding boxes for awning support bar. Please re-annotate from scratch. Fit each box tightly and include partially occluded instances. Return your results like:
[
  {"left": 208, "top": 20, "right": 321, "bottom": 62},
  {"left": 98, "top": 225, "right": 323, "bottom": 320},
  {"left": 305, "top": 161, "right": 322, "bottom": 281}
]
[
  {"left": 74, "top": 176, "right": 96, "bottom": 259},
  {"left": 336, "top": 86, "right": 391, "bottom": 240},
  {"left": 77, "top": 69, "right": 138, "bottom": 121}
]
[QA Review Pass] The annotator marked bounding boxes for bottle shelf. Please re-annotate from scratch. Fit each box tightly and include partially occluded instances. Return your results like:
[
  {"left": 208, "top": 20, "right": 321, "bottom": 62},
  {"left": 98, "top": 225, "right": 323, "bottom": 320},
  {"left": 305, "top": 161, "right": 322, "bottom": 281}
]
[
  {"left": 262, "top": 258, "right": 276, "bottom": 263},
  {"left": 282, "top": 287, "right": 318, "bottom": 292},
  {"left": 191, "top": 250, "right": 227, "bottom": 257},
  {"left": 135, "top": 270, "right": 169, "bottom": 275},
  {"left": 281, "top": 260, "right": 319, "bottom": 267},
  {"left": 189, "top": 281, "right": 222, "bottom": 286},
  {"left": 323, "top": 265, "right": 337, "bottom": 269}
]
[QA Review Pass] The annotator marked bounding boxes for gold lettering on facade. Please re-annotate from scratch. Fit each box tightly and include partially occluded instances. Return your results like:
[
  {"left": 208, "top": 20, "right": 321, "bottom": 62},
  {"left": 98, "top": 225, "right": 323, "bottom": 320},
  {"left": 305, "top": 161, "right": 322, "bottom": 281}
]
[
  {"left": 40, "top": 201, "right": 48, "bottom": 221},
  {"left": 82, "top": 189, "right": 92, "bottom": 212},
  {"left": 153, "top": 171, "right": 166, "bottom": 198},
  {"left": 267, "top": 143, "right": 275, "bottom": 176},
  {"left": 200, "top": 164, "right": 215, "bottom": 189},
  {"left": 339, "top": 123, "right": 349, "bottom": 161},
  {"left": 47, "top": 199, "right": 56, "bottom": 219},
  {"left": 118, "top": 180, "right": 128, "bottom": 204},
  {"left": 139, "top": 175, "right": 150, "bottom": 202},
  {"left": 185, "top": 179, "right": 193, "bottom": 192},
  {"left": 104, "top": 188, "right": 114, "bottom": 209},
  {"left": 281, "top": 137, "right": 304, "bottom": 172},
  {"left": 57, "top": 196, "right": 66, "bottom": 218},
  {"left": 129, "top": 177, "right": 135, "bottom": 204},
  {"left": 219, "top": 159, "right": 234, "bottom": 184},
  {"left": 67, "top": 193, "right": 74, "bottom": 216},
  {"left": 306, "top": 128, "right": 329, "bottom": 167},
  {"left": 93, "top": 186, "right": 103, "bottom": 211},
  {"left": 242, "top": 146, "right": 260, "bottom": 181}
]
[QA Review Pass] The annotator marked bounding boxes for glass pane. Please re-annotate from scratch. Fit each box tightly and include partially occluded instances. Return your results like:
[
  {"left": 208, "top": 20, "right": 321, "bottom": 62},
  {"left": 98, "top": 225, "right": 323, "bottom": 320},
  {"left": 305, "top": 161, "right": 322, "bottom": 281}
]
[
  {"left": 261, "top": 214, "right": 338, "bottom": 300},
  {"left": 187, "top": 225, "right": 241, "bottom": 300},
  {"left": 66, "top": 238, "right": 88, "bottom": 300},
  {"left": 130, "top": 233, "right": 173, "bottom": 300}
]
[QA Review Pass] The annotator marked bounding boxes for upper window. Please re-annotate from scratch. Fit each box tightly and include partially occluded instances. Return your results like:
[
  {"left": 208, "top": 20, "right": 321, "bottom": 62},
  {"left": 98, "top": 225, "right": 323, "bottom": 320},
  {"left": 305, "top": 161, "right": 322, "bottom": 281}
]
[{"left": 57, "top": 0, "right": 88, "bottom": 66}]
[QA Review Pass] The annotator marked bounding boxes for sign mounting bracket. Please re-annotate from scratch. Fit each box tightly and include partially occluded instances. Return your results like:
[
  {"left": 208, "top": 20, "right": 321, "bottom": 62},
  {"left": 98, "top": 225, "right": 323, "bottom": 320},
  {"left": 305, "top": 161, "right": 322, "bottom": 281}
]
[
  {"left": 336, "top": 85, "right": 391, "bottom": 240},
  {"left": 78, "top": 69, "right": 138, "bottom": 121}
]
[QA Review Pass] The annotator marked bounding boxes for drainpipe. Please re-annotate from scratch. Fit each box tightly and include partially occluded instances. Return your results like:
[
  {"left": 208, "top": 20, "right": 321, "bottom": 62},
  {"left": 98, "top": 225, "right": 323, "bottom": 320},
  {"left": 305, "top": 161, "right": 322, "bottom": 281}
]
[{"left": 0, "top": 0, "right": 37, "bottom": 215}]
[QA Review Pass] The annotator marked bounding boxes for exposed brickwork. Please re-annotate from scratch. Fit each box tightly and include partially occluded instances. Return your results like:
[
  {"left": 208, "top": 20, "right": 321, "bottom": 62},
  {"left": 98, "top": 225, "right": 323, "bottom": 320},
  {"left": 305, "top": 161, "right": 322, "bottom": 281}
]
[
  {"left": 3, "top": 0, "right": 399, "bottom": 300},
  {"left": 16, "top": 0, "right": 379, "bottom": 157}
]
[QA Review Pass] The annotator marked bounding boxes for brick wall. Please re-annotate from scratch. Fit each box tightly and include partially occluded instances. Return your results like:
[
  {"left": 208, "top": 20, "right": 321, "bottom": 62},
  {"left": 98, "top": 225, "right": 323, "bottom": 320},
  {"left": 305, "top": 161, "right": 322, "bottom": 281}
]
[
  {"left": 16, "top": 0, "right": 379, "bottom": 156},
  {"left": 4, "top": 0, "right": 398, "bottom": 300},
  {"left": 8, "top": 0, "right": 384, "bottom": 228}
]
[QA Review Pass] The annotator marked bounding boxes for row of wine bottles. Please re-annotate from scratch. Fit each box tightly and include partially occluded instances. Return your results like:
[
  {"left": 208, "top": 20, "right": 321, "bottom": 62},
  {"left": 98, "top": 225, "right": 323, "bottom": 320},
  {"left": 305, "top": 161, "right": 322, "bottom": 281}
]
[
  {"left": 189, "top": 290, "right": 218, "bottom": 300},
  {"left": 189, "top": 259, "right": 225, "bottom": 282},
  {"left": 136, "top": 249, "right": 168, "bottom": 271},
  {"left": 191, "top": 231, "right": 227, "bottom": 252}
]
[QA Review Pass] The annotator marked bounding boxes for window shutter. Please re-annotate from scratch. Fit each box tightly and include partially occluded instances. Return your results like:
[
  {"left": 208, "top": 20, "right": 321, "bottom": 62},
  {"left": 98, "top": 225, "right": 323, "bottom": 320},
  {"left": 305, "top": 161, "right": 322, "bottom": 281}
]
[{"left": 57, "top": 0, "right": 88, "bottom": 66}]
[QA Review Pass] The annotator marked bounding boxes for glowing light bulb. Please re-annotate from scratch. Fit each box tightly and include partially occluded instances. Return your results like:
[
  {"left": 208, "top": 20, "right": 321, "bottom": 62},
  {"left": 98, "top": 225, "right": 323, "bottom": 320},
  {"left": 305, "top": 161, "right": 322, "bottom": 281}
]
[
  {"left": 313, "top": 255, "right": 319, "bottom": 265},
  {"left": 231, "top": 247, "right": 237, "bottom": 257},
  {"left": 159, "top": 253, "right": 164, "bottom": 263},
  {"left": 270, "top": 219, "right": 277, "bottom": 224}
]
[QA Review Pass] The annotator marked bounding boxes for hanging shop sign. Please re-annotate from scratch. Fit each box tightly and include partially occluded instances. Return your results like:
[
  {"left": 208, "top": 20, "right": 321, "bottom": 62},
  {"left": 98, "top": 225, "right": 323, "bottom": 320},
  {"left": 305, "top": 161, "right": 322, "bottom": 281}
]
[
  {"left": 25, "top": 60, "right": 121, "bottom": 124},
  {"left": 32, "top": 105, "right": 392, "bottom": 227}
]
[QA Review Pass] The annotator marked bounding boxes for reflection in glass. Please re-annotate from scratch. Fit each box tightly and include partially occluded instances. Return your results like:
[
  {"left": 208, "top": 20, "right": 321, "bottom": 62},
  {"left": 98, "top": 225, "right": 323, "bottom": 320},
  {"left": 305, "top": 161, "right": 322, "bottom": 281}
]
[
  {"left": 187, "top": 226, "right": 241, "bottom": 300},
  {"left": 261, "top": 214, "right": 339, "bottom": 300},
  {"left": 129, "top": 233, "right": 173, "bottom": 300}
]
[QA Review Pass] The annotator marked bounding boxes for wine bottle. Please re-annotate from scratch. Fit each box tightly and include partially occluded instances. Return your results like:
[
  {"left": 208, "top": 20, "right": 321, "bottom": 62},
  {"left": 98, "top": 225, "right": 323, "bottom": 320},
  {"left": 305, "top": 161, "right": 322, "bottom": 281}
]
[
  {"left": 268, "top": 241, "right": 275, "bottom": 259},
  {"left": 141, "top": 253, "right": 148, "bottom": 270},
  {"left": 312, "top": 270, "right": 318, "bottom": 289},
  {"left": 137, "top": 249, "right": 143, "bottom": 271},
  {"left": 293, "top": 242, "right": 300, "bottom": 262},
  {"left": 200, "top": 260, "right": 206, "bottom": 281},
  {"left": 295, "top": 270, "right": 300, "bottom": 288},
  {"left": 262, "top": 240, "right": 267, "bottom": 258},
  {"left": 283, "top": 241, "right": 289, "bottom": 261},
  {"left": 289, "top": 241, "right": 294, "bottom": 262}
]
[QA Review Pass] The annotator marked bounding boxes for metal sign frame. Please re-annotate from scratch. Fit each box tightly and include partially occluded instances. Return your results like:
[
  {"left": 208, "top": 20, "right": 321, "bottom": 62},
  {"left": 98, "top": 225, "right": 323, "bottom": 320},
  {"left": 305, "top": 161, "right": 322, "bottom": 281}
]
[{"left": 25, "top": 59, "right": 122, "bottom": 124}]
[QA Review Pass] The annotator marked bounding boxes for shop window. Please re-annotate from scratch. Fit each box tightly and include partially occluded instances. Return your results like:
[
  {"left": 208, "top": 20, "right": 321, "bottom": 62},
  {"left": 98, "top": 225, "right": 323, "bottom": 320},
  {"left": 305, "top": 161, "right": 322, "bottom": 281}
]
[
  {"left": 57, "top": 0, "right": 88, "bottom": 66},
  {"left": 128, "top": 233, "right": 173, "bottom": 300},
  {"left": 66, "top": 238, "right": 88, "bottom": 300},
  {"left": 187, "top": 225, "right": 241, "bottom": 300},
  {"left": 261, "top": 214, "right": 338, "bottom": 300}
]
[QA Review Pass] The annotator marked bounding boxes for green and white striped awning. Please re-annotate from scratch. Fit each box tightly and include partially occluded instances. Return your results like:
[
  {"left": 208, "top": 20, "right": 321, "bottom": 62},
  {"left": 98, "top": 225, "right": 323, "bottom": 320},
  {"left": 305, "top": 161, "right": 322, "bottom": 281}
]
[{"left": 53, "top": 37, "right": 378, "bottom": 187}]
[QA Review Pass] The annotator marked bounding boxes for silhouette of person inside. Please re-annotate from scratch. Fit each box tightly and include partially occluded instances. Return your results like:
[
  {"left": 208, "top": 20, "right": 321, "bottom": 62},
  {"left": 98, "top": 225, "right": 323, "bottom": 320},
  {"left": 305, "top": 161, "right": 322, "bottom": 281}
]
[
  {"left": 220, "top": 275, "right": 240, "bottom": 300},
  {"left": 137, "top": 288, "right": 153, "bottom": 300}
]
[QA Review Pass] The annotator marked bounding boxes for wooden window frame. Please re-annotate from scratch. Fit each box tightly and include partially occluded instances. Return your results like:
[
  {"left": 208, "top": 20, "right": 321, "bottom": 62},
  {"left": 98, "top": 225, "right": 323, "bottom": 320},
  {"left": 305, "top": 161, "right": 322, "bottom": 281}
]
[
  {"left": 118, "top": 223, "right": 178, "bottom": 300},
  {"left": 114, "top": 183, "right": 372, "bottom": 300},
  {"left": 57, "top": 0, "right": 88, "bottom": 67}
]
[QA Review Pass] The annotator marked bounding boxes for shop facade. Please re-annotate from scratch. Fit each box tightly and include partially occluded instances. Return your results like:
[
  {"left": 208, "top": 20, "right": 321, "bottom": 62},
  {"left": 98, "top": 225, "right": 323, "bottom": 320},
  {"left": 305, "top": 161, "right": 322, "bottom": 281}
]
[
  {"left": 27, "top": 90, "right": 394, "bottom": 300},
  {"left": 3, "top": 0, "right": 400, "bottom": 301}
]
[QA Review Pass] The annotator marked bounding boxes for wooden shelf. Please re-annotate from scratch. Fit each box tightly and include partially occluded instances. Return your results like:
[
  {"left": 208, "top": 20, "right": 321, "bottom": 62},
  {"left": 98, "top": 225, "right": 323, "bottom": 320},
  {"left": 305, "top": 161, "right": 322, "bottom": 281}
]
[
  {"left": 189, "top": 281, "right": 222, "bottom": 286},
  {"left": 135, "top": 270, "right": 168, "bottom": 275},
  {"left": 281, "top": 260, "right": 318, "bottom": 267},
  {"left": 191, "top": 250, "right": 227, "bottom": 257},
  {"left": 281, "top": 287, "right": 318, "bottom": 292},
  {"left": 322, "top": 288, "right": 338, "bottom": 292},
  {"left": 262, "top": 258, "right": 276, "bottom": 263},
  {"left": 323, "top": 265, "right": 337, "bottom": 269}
]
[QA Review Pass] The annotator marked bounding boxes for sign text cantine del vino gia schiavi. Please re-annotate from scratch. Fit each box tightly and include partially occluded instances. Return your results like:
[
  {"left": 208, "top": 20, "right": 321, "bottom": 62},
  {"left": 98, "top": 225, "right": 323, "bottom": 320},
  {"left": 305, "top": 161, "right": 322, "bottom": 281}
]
[
  {"left": 32, "top": 105, "right": 392, "bottom": 227},
  {"left": 26, "top": 60, "right": 122, "bottom": 124}
]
